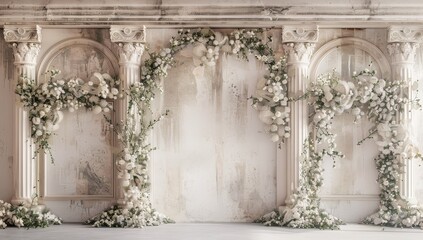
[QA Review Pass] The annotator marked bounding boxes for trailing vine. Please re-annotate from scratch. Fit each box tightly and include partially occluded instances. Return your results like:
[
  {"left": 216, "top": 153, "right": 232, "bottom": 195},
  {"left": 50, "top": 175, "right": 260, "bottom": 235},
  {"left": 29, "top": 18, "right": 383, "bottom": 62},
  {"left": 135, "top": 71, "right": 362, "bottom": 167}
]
[
  {"left": 257, "top": 68, "right": 423, "bottom": 229},
  {"left": 87, "top": 28, "right": 290, "bottom": 227}
]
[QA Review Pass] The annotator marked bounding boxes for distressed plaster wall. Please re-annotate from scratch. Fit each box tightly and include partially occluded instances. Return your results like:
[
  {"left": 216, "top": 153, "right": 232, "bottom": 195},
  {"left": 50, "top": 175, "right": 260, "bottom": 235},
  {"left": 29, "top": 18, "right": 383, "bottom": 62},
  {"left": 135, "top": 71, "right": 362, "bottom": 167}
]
[
  {"left": 149, "top": 29, "right": 279, "bottom": 222},
  {"left": 0, "top": 32, "right": 15, "bottom": 202},
  {"left": 2, "top": 25, "right": 423, "bottom": 223}
]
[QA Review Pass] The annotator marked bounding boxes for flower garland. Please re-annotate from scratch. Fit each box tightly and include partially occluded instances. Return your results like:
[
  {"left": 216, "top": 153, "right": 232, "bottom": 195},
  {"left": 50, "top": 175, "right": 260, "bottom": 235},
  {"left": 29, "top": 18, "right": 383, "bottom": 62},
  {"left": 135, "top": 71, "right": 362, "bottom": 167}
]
[
  {"left": 87, "top": 28, "right": 290, "bottom": 227},
  {"left": 307, "top": 69, "right": 423, "bottom": 228},
  {"left": 257, "top": 69, "right": 423, "bottom": 229},
  {"left": 15, "top": 70, "right": 120, "bottom": 162},
  {"left": 255, "top": 138, "right": 342, "bottom": 229},
  {"left": 169, "top": 28, "right": 291, "bottom": 144},
  {"left": 0, "top": 200, "right": 61, "bottom": 229}
]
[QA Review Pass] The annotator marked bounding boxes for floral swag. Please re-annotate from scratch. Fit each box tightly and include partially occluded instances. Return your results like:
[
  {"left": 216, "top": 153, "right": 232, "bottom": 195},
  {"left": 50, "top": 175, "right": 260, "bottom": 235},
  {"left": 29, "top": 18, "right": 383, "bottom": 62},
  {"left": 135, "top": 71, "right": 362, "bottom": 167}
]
[
  {"left": 5, "top": 28, "right": 289, "bottom": 228},
  {"left": 257, "top": 69, "right": 423, "bottom": 229},
  {"left": 5, "top": 27, "right": 422, "bottom": 230}
]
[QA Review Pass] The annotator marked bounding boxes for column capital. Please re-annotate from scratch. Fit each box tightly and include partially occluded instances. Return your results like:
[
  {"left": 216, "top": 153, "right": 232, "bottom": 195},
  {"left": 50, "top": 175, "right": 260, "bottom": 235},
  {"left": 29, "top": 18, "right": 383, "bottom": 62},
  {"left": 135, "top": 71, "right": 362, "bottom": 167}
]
[
  {"left": 110, "top": 25, "right": 146, "bottom": 43},
  {"left": 388, "top": 26, "right": 423, "bottom": 43},
  {"left": 282, "top": 25, "right": 319, "bottom": 43},
  {"left": 387, "top": 42, "right": 419, "bottom": 65},
  {"left": 110, "top": 26, "right": 145, "bottom": 66},
  {"left": 115, "top": 42, "right": 145, "bottom": 66},
  {"left": 4, "top": 25, "right": 42, "bottom": 43},
  {"left": 10, "top": 43, "right": 41, "bottom": 66},
  {"left": 283, "top": 42, "right": 316, "bottom": 65}
]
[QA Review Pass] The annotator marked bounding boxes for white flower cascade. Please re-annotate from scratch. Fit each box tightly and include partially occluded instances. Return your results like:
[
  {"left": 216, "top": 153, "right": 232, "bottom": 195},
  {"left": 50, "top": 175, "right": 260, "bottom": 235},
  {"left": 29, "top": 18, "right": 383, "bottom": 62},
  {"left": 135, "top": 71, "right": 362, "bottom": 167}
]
[
  {"left": 87, "top": 28, "right": 290, "bottom": 227},
  {"left": 257, "top": 69, "right": 423, "bottom": 229}
]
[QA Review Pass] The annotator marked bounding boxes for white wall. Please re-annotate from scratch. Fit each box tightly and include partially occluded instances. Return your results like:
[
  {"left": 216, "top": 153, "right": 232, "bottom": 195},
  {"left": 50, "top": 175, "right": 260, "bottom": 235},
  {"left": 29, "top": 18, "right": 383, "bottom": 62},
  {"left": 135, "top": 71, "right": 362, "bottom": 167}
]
[
  {"left": 1, "top": 26, "right": 423, "bottom": 223},
  {"left": 0, "top": 32, "right": 15, "bottom": 202},
  {"left": 149, "top": 29, "right": 279, "bottom": 222}
]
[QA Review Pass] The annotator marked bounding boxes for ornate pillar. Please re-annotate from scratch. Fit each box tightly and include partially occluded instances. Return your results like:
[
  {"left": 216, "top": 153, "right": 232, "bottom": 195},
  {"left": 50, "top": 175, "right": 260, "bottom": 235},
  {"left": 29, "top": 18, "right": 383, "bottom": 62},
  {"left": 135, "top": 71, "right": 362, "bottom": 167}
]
[
  {"left": 110, "top": 25, "right": 145, "bottom": 205},
  {"left": 4, "top": 25, "right": 42, "bottom": 205},
  {"left": 387, "top": 26, "right": 423, "bottom": 205},
  {"left": 281, "top": 26, "right": 319, "bottom": 205}
]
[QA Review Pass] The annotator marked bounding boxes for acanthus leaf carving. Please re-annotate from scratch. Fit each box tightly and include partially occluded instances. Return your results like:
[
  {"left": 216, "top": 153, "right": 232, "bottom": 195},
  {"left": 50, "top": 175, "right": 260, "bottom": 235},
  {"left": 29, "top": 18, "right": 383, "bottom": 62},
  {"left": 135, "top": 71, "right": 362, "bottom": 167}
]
[
  {"left": 116, "top": 42, "right": 145, "bottom": 65},
  {"left": 283, "top": 42, "right": 315, "bottom": 64},
  {"left": 11, "top": 42, "right": 41, "bottom": 66},
  {"left": 387, "top": 42, "right": 419, "bottom": 65}
]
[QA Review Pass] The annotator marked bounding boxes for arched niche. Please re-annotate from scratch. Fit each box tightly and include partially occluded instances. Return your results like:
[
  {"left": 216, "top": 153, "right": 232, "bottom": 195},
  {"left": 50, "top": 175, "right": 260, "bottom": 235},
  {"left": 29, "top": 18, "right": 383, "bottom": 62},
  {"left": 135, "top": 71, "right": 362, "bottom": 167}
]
[
  {"left": 308, "top": 37, "right": 391, "bottom": 222},
  {"left": 310, "top": 37, "right": 391, "bottom": 80},
  {"left": 37, "top": 39, "right": 119, "bottom": 204},
  {"left": 38, "top": 38, "right": 119, "bottom": 81}
]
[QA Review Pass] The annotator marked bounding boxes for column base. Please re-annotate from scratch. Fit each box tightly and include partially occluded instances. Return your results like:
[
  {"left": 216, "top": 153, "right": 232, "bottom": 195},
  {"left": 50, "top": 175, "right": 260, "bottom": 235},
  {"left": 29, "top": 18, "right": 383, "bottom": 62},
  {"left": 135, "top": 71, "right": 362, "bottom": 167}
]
[
  {"left": 278, "top": 205, "right": 287, "bottom": 214},
  {"left": 30, "top": 204, "right": 45, "bottom": 213},
  {"left": 11, "top": 197, "right": 32, "bottom": 206}
]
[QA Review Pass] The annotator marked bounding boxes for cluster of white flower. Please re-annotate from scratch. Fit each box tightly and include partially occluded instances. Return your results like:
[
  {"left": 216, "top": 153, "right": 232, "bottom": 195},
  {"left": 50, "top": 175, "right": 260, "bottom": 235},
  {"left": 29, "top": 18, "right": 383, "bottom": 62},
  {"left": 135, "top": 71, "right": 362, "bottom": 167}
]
[
  {"left": 227, "top": 30, "right": 260, "bottom": 57},
  {"left": 310, "top": 69, "right": 423, "bottom": 228},
  {"left": 16, "top": 70, "right": 120, "bottom": 162},
  {"left": 309, "top": 71, "right": 356, "bottom": 127},
  {"left": 87, "top": 205, "right": 173, "bottom": 228},
  {"left": 252, "top": 52, "right": 290, "bottom": 143},
  {"left": 191, "top": 31, "right": 226, "bottom": 67},
  {"left": 18, "top": 28, "right": 290, "bottom": 229},
  {"left": 0, "top": 200, "right": 61, "bottom": 229},
  {"left": 256, "top": 139, "right": 342, "bottom": 229},
  {"left": 171, "top": 28, "right": 291, "bottom": 143},
  {"left": 258, "top": 68, "right": 423, "bottom": 229}
]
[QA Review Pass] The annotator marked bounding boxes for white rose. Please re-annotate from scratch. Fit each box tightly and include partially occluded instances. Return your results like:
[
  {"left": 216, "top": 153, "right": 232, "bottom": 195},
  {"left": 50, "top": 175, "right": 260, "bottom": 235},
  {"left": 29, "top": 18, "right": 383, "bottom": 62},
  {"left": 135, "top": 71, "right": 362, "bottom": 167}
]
[
  {"left": 92, "top": 105, "right": 102, "bottom": 114},
  {"left": 111, "top": 88, "right": 119, "bottom": 95},
  {"left": 32, "top": 117, "right": 41, "bottom": 125},
  {"left": 271, "top": 134, "right": 280, "bottom": 142},
  {"left": 122, "top": 180, "right": 130, "bottom": 187},
  {"left": 126, "top": 162, "right": 135, "bottom": 170}
]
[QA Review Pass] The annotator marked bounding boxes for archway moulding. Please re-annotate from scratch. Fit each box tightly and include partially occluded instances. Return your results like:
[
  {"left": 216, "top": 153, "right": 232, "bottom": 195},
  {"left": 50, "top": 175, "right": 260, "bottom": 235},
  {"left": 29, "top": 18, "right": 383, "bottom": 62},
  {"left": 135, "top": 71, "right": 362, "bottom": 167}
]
[{"left": 310, "top": 37, "right": 392, "bottom": 81}]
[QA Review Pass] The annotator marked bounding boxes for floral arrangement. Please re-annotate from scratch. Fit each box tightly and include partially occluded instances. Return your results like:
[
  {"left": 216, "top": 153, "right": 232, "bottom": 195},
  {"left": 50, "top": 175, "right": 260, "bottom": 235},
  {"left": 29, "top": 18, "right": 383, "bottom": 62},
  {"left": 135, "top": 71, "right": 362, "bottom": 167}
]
[
  {"left": 0, "top": 200, "right": 61, "bottom": 229},
  {"left": 257, "top": 68, "right": 423, "bottom": 229},
  {"left": 255, "top": 138, "right": 342, "bottom": 229},
  {"left": 12, "top": 28, "right": 288, "bottom": 229},
  {"left": 307, "top": 69, "right": 423, "bottom": 228},
  {"left": 87, "top": 28, "right": 290, "bottom": 227},
  {"left": 15, "top": 70, "right": 120, "bottom": 162},
  {"left": 170, "top": 28, "right": 291, "bottom": 144}
]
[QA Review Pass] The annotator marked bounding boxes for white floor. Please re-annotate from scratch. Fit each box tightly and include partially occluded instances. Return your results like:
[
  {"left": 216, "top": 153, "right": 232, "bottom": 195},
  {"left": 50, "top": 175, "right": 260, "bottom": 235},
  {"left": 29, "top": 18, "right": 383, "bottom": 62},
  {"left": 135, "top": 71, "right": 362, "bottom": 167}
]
[{"left": 0, "top": 223, "right": 423, "bottom": 240}]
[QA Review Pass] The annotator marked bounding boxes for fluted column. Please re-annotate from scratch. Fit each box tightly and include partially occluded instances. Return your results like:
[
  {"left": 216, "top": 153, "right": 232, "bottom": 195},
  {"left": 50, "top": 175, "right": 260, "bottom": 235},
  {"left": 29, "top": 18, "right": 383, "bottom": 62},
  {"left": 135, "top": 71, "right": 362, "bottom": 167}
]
[
  {"left": 4, "top": 25, "right": 41, "bottom": 205},
  {"left": 110, "top": 25, "right": 145, "bottom": 205},
  {"left": 282, "top": 26, "right": 319, "bottom": 205},
  {"left": 387, "top": 26, "right": 423, "bottom": 205}
]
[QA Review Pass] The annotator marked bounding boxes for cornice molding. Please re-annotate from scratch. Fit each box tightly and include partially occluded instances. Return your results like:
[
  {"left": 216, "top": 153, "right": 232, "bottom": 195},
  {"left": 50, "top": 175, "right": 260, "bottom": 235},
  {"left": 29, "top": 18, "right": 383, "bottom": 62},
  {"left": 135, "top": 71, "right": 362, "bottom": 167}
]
[{"left": 3, "top": 2, "right": 423, "bottom": 27}]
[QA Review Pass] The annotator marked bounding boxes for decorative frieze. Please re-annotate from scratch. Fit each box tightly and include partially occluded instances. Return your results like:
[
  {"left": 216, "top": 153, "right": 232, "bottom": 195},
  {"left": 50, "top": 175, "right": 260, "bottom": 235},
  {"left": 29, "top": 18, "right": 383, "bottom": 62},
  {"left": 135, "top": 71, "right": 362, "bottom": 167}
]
[
  {"left": 388, "top": 26, "right": 423, "bottom": 43},
  {"left": 282, "top": 26, "right": 319, "bottom": 43},
  {"left": 110, "top": 26, "right": 145, "bottom": 43},
  {"left": 3, "top": 25, "right": 41, "bottom": 43}
]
